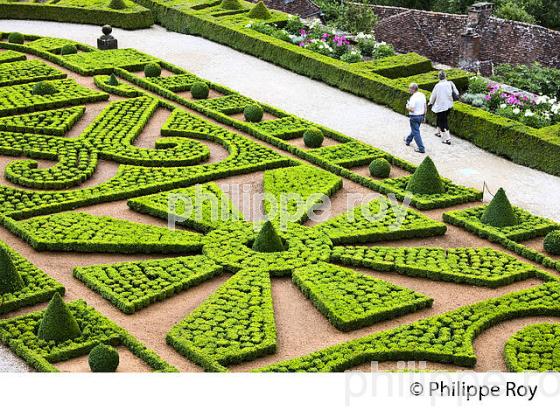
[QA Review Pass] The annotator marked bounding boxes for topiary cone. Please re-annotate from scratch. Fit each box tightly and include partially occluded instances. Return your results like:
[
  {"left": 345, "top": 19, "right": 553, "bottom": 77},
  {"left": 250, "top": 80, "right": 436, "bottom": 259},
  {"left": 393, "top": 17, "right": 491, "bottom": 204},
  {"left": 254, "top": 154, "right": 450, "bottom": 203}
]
[
  {"left": 252, "top": 221, "right": 285, "bottom": 253},
  {"left": 248, "top": 1, "right": 272, "bottom": 19},
  {"left": 107, "top": 73, "right": 119, "bottom": 86},
  {"left": 406, "top": 156, "right": 445, "bottom": 195},
  {"left": 221, "top": 0, "right": 242, "bottom": 10},
  {"left": 0, "top": 246, "right": 24, "bottom": 295},
  {"left": 37, "top": 293, "right": 81, "bottom": 343},
  {"left": 481, "top": 187, "right": 518, "bottom": 227}
]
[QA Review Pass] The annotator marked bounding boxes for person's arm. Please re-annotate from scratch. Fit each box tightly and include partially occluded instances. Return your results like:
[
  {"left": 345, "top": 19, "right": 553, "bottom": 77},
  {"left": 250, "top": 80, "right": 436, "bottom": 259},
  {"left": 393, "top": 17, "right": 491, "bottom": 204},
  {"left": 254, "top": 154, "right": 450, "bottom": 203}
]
[{"left": 429, "top": 84, "right": 437, "bottom": 106}]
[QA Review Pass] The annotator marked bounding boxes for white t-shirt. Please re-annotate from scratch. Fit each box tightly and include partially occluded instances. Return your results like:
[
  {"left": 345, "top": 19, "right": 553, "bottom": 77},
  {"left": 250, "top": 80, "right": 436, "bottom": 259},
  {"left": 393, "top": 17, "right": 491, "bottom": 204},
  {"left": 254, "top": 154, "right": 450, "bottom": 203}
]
[
  {"left": 429, "top": 80, "right": 458, "bottom": 113},
  {"left": 406, "top": 92, "right": 427, "bottom": 116}
]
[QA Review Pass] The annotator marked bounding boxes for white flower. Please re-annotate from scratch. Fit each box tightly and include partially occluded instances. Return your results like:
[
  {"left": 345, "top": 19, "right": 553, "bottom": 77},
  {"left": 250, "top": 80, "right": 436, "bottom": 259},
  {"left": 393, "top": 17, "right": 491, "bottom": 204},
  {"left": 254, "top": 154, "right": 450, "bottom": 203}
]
[
  {"left": 513, "top": 108, "right": 521, "bottom": 115},
  {"left": 525, "top": 109, "right": 534, "bottom": 117},
  {"left": 535, "top": 95, "right": 549, "bottom": 104},
  {"left": 500, "top": 104, "right": 507, "bottom": 109}
]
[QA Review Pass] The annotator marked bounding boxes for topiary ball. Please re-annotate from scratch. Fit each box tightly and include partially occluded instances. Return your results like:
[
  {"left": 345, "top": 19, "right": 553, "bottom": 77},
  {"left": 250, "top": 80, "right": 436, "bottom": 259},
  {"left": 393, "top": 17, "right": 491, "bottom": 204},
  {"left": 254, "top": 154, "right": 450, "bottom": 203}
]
[
  {"left": 109, "top": 0, "right": 127, "bottom": 10},
  {"left": 303, "top": 127, "right": 324, "bottom": 148},
  {"left": 88, "top": 344, "right": 120, "bottom": 372},
  {"left": 544, "top": 231, "right": 560, "bottom": 255},
  {"left": 31, "top": 81, "right": 58, "bottom": 96},
  {"left": 144, "top": 62, "right": 161, "bottom": 78},
  {"left": 7, "top": 32, "right": 24, "bottom": 44},
  {"left": 191, "top": 82, "right": 209, "bottom": 99},
  {"left": 244, "top": 104, "right": 264, "bottom": 122},
  {"left": 60, "top": 44, "right": 78, "bottom": 55},
  {"left": 369, "top": 158, "right": 391, "bottom": 178}
]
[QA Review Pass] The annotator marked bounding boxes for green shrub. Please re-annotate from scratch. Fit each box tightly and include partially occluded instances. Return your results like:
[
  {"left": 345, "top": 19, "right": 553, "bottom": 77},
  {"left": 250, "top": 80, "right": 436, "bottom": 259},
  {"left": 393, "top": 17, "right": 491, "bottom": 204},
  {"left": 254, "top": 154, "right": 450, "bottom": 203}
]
[
  {"left": 495, "top": 1, "right": 536, "bottom": 24},
  {"left": 31, "top": 81, "right": 58, "bottom": 96},
  {"left": 109, "top": 0, "right": 128, "bottom": 10},
  {"left": 0, "top": 246, "right": 24, "bottom": 295},
  {"left": 544, "top": 231, "right": 560, "bottom": 255},
  {"left": 467, "top": 76, "right": 489, "bottom": 94},
  {"left": 191, "top": 81, "right": 209, "bottom": 99},
  {"left": 7, "top": 32, "right": 24, "bottom": 44},
  {"left": 89, "top": 344, "right": 120, "bottom": 372},
  {"left": 372, "top": 43, "right": 396, "bottom": 59},
  {"left": 336, "top": 0, "right": 378, "bottom": 34},
  {"left": 369, "top": 158, "right": 391, "bottom": 178},
  {"left": 406, "top": 156, "right": 444, "bottom": 195},
  {"left": 108, "top": 73, "right": 119, "bottom": 86},
  {"left": 37, "top": 293, "right": 81, "bottom": 343},
  {"left": 221, "top": 0, "right": 243, "bottom": 10},
  {"left": 481, "top": 188, "right": 518, "bottom": 227},
  {"left": 60, "top": 44, "right": 77, "bottom": 55},
  {"left": 303, "top": 127, "right": 324, "bottom": 148},
  {"left": 340, "top": 51, "right": 362, "bottom": 63},
  {"left": 243, "top": 104, "right": 264, "bottom": 122},
  {"left": 144, "top": 62, "right": 161, "bottom": 78},
  {"left": 492, "top": 63, "right": 560, "bottom": 100},
  {"left": 252, "top": 221, "right": 285, "bottom": 253},
  {"left": 248, "top": 1, "right": 272, "bottom": 19}
]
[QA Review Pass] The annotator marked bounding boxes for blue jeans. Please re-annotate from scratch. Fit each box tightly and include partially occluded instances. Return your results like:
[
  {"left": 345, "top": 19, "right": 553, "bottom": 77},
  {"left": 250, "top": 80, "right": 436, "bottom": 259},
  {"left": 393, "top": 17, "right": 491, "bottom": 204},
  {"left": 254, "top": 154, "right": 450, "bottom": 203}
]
[{"left": 406, "top": 115, "right": 425, "bottom": 152}]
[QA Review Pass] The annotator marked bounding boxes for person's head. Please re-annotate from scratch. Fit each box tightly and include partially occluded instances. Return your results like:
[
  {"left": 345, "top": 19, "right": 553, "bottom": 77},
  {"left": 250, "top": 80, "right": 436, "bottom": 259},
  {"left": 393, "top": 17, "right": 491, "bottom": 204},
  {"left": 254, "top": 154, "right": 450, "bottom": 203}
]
[
  {"left": 438, "top": 70, "right": 447, "bottom": 81},
  {"left": 409, "top": 83, "right": 419, "bottom": 94}
]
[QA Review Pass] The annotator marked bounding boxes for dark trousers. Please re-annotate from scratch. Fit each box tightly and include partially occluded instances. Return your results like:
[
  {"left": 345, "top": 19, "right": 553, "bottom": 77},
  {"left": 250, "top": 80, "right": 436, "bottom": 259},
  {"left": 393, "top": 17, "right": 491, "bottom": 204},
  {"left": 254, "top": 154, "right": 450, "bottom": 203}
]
[{"left": 436, "top": 109, "right": 451, "bottom": 132}]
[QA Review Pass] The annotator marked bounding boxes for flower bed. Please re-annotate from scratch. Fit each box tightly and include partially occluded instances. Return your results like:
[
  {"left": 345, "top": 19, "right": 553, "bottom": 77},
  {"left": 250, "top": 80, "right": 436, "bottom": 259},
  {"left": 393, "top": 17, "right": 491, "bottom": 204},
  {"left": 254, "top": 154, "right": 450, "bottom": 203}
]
[
  {"left": 462, "top": 77, "right": 560, "bottom": 129},
  {"left": 248, "top": 17, "right": 395, "bottom": 64}
]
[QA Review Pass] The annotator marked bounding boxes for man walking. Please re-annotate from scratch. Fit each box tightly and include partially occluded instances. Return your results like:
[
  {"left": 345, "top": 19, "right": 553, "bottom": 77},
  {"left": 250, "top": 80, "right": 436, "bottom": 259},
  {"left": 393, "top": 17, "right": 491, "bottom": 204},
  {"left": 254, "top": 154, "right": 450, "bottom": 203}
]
[{"left": 404, "top": 82, "right": 426, "bottom": 154}]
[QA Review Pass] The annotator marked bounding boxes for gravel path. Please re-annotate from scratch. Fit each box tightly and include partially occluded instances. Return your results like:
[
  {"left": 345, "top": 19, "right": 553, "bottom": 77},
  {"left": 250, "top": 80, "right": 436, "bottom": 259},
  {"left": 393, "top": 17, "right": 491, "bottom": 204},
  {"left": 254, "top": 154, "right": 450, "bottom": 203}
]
[{"left": 0, "top": 20, "right": 559, "bottom": 372}]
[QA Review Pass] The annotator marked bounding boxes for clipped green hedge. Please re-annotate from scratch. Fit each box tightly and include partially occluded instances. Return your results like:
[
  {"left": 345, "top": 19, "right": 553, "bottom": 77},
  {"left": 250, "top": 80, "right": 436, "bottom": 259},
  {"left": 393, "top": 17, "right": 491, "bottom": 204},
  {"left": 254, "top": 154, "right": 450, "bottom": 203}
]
[
  {"left": 12, "top": 212, "right": 204, "bottom": 253},
  {"left": 0, "top": 1, "right": 154, "bottom": 30},
  {"left": 331, "top": 246, "right": 554, "bottom": 287},
  {"left": 0, "top": 240, "right": 64, "bottom": 314},
  {"left": 293, "top": 262, "right": 432, "bottom": 331},
  {"left": 167, "top": 268, "right": 276, "bottom": 372},
  {"left": 443, "top": 205, "right": 560, "bottom": 272},
  {"left": 505, "top": 324, "right": 560, "bottom": 372},
  {"left": 74, "top": 255, "right": 223, "bottom": 314},
  {"left": 0, "top": 299, "right": 176, "bottom": 372},
  {"left": 257, "top": 281, "right": 560, "bottom": 372}
]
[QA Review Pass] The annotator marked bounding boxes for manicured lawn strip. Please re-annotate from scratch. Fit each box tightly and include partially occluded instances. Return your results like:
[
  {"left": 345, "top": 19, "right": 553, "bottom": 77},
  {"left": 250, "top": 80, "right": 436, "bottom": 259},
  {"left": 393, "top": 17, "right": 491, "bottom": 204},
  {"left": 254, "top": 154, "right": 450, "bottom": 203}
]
[
  {"left": 128, "top": 182, "right": 244, "bottom": 232},
  {"left": 167, "top": 268, "right": 276, "bottom": 372},
  {"left": 256, "top": 281, "right": 560, "bottom": 372},
  {"left": 443, "top": 206, "right": 560, "bottom": 272},
  {"left": 293, "top": 262, "right": 432, "bottom": 331},
  {"left": 74, "top": 255, "right": 223, "bottom": 314},
  {"left": 331, "top": 246, "right": 555, "bottom": 287},
  {"left": 10, "top": 212, "right": 204, "bottom": 253},
  {"left": 315, "top": 198, "right": 447, "bottom": 245},
  {"left": 0, "top": 0, "right": 154, "bottom": 29},
  {"left": 0, "top": 300, "right": 176, "bottom": 372},
  {"left": 505, "top": 323, "right": 560, "bottom": 372},
  {"left": 0, "top": 241, "right": 64, "bottom": 314}
]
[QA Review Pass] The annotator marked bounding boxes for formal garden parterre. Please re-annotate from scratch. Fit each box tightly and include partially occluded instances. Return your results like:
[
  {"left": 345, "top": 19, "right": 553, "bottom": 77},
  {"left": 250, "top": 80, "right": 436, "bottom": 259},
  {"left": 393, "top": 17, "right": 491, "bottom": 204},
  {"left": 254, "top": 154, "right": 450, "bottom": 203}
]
[{"left": 0, "top": 33, "right": 558, "bottom": 373}]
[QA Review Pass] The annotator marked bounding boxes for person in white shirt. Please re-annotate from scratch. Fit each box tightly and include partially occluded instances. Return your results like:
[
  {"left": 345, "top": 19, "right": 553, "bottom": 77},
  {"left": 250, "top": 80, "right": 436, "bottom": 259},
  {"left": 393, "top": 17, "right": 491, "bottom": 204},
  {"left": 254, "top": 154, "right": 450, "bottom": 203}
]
[
  {"left": 404, "top": 82, "right": 427, "bottom": 154},
  {"left": 429, "top": 71, "right": 459, "bottom": 145}
]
